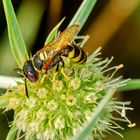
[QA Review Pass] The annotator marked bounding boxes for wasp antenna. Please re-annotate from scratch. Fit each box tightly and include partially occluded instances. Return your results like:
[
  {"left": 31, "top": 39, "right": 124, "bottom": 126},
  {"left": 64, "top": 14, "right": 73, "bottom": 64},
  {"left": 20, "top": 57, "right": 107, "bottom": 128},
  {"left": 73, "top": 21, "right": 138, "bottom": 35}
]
[
  {"left": 14, "top": 68, "right": 24, "bottom": 76},
  {"left": 14, "top": 68, "right": 22, "bottom": 72},
  {"left": 25, "top": 78, "right": 29, "bottom": 98}
]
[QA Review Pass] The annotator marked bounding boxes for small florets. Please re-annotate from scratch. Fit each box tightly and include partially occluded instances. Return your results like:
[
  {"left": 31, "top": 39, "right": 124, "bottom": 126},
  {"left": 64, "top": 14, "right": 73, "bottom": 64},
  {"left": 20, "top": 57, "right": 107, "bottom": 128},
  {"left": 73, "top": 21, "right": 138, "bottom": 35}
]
[{"left": 1, "top": 48, "right": 135, "bottom": 140}]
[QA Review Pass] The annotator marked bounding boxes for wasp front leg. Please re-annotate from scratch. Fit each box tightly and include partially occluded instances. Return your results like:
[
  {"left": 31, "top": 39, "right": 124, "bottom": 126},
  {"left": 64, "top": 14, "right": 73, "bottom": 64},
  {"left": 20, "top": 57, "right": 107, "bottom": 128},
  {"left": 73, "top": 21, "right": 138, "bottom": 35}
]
[
  {"left": 52, "top": 64, "right": 59, "bottom": 84},
  {"left": 40, "top": 74, "right": 48, "bottom": 84}
]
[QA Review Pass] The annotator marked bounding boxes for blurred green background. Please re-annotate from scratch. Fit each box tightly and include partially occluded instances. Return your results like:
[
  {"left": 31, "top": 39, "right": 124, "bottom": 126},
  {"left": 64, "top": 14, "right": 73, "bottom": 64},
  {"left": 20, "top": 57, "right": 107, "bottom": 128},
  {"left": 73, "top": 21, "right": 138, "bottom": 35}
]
[{"left": 0, "top": 0, "right": 140, "bottom": 139}]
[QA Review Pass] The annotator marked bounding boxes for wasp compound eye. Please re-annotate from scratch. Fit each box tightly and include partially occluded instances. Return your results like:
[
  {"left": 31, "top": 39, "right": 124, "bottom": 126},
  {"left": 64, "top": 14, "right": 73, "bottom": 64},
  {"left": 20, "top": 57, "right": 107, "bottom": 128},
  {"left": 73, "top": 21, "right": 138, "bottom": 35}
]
[{"left": 23, "top": 60, "right": 39, "bottom": 82}]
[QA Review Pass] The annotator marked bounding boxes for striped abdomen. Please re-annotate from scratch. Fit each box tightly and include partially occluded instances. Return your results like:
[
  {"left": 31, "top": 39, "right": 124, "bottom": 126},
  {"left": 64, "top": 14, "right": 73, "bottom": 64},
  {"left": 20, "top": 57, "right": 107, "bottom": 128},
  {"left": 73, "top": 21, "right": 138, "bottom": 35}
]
[{"left": 67, "top": 44, "right": 87, "bottom": 64}]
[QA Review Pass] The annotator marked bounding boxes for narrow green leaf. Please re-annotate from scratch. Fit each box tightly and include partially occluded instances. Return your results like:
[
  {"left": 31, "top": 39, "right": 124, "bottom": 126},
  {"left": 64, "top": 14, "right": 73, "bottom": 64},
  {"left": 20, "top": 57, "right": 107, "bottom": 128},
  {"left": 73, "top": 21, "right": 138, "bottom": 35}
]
[
  {"left": 74, "top": 88, "right": 116, "bottom": 140},
  {"left": 119, "top": 79, "right": 140, "bottom": 91},
  {"left": 45, "top": 17, "right": 65, "bottom": 45},
  {"left": 0, "top": 96, "right": 9, "bottom": 109},
  {"left": 69, "top": 0, "right": 97, "bottom": 30},
  {"left": 6, "top": 125, "right": 17, "bottom": 140},
  {"left": 2, "top": 0, "right": 29, "bottom": 68}
]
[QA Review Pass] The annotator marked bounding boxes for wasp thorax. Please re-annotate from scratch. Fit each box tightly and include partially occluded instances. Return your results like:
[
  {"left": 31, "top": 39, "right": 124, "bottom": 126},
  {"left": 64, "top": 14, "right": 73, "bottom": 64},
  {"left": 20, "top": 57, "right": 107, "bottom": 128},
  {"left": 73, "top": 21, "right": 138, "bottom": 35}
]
[
  {"left": 23, "top": 60, "right": 39, "bottom": 82},
  {"left": 33, "top": 54, "right": 44, "bottom": 71}
]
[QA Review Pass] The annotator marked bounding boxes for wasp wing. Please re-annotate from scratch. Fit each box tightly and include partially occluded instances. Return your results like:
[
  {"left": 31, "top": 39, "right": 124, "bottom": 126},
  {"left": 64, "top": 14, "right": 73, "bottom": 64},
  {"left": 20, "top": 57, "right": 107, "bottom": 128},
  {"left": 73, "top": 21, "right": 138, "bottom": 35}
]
[{"left": 36, "top": 24, "right": 80, "bottom": 54}]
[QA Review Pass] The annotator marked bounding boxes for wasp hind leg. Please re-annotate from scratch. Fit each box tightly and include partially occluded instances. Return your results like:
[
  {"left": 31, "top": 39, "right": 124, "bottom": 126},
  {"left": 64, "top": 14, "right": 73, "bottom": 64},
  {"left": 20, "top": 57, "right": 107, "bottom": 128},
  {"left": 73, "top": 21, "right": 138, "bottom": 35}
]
[
  {"left": 61, "top": 67, "right": 69, "bottom": 81},
  {"left": 74, "top": 35, "right": 89, "bottom": 48},
  {"left": 53, "top": 57, "right": 69, "bottom": 82},
  {"left": 52, "top": 56, "right": 69, "bottom": 89},
  {"left": 59, "top": 57, "right": 69, "bottom": 81}
]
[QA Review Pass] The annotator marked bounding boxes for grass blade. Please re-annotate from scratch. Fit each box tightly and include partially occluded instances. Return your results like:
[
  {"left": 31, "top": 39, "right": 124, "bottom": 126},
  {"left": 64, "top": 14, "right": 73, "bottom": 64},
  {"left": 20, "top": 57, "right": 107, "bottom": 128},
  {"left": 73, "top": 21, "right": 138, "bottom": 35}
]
[
  {"left": 2, "top": 0, "right": 29, "bottom": 68},
  {"left": 69, "top": 0, "right": 97, "bottom": 30},
  {"left": 6, "top": 125, "right": 17, "bottom": 140},
  {"left": 74, "top": 88, "right": 116, "bottom": 140},
  {"left": 0, "top": 96, "right": 9, "bottom": 109}
]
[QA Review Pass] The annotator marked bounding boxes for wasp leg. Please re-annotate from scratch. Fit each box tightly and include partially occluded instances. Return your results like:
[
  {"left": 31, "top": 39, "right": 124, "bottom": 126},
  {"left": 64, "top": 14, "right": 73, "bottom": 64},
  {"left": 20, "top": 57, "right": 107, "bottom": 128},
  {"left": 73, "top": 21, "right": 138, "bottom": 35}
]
[
  {"left": 40, "top": 74, "right": 48, "bottom": 84},
  {"left": 59, "top": 57, "right": 69, "bottom": 81},
  {"left": 52, "top": 64, "right": 59, "bottom": 82},
  {"left": 74, "top": 35, "right": 89, "bottom": 48},
  {"left": 61, "top": 68, "right": 69, "bottom": 81},
  {"left": 52, "top": 64, "right": 60, "bottom": 90},
  {"left": 52, "top": 71, "right": 58, "bottom": 82}
]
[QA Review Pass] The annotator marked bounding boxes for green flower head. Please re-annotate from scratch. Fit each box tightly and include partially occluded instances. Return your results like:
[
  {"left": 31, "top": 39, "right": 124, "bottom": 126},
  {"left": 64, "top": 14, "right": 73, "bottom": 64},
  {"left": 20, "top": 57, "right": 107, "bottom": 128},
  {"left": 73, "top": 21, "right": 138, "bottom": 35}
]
[{"left": 1, "top": 48, "right": 135, "bottom": 140}]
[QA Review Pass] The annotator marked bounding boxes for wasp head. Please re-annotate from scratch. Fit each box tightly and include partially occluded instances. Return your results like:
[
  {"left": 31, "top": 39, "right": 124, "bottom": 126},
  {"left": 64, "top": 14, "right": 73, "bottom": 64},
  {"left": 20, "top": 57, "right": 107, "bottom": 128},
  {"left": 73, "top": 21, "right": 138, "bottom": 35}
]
[{"left": 23, "top": 60, "right": 39, "bottom": 82}]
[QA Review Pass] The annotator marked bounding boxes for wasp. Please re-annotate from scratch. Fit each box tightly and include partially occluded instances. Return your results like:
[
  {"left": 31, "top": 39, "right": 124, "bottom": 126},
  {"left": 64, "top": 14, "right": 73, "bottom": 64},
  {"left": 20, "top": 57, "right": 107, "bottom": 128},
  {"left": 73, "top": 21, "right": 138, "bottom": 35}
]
[
  {"left": 23, "top": 24, "right": 87, "bottom": 82},
  {"left": 20, "top": 24, "right": 87, "bottom": 97}
]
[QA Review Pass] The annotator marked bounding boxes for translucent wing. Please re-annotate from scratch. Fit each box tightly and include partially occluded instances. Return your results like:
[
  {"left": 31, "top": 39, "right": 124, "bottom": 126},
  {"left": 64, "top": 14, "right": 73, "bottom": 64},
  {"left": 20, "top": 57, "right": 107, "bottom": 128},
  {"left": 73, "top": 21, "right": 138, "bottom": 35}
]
[{"left": 36, "top": 24, "right": 80, "bottom": 54}]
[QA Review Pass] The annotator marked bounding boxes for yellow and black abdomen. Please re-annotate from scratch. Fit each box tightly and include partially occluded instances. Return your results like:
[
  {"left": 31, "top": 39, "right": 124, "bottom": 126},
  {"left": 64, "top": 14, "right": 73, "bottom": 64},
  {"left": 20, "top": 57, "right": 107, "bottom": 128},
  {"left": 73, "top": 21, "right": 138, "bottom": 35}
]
[{"left": 68, "top": 44, "right": 87, "bottom": 64}]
